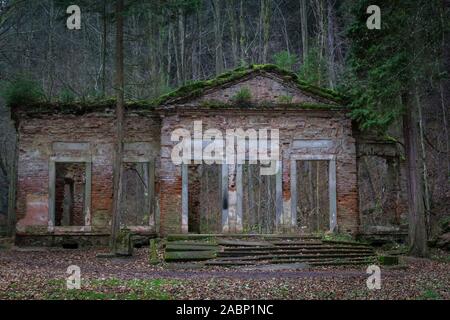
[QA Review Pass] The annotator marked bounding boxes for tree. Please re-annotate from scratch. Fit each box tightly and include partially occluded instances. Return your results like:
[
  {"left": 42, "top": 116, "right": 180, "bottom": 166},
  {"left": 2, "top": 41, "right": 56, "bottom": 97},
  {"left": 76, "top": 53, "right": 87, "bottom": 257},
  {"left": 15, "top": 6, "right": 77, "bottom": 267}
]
[
  {"left": 110, "top": 0, "right": 125, "bottom": 253},
  {"left": 345, "top": 0, "right": 448, "bottom": 257}
]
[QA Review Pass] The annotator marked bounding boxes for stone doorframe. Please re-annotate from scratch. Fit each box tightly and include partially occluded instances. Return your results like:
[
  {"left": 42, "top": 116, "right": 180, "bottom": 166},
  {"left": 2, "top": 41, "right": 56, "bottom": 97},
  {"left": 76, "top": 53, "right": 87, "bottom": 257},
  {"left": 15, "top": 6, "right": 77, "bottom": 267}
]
[
  {"left": 181, "top": 161, "right": 283, "bottom": 234},
  {"left": 181, "top": 163, "right": 228, "bottom": 233},
  {"left": 122, "top": 157, "right": 156, "bottom": 232},
  {"left": 48, "top": 155, "right": 92, "bottom": 233},
  {"left": 123, "top": 142, "right": 158, "bottom": 233},
  {"left": 289, "top": 154, "right": 337, "bottom": 232}
]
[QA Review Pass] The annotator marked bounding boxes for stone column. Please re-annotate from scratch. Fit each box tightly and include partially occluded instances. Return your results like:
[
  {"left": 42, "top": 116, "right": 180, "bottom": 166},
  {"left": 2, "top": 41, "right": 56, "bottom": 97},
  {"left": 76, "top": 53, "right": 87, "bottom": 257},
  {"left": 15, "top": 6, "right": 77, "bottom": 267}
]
[
  {"left": 181, "top": 164, "right": 188, "bottom": 233},
  {"left": 227, "top": 164, "right": 237, "bottom": 233},
  {"left": 282, "top": 154, "right": 292, "bottom": 231}
]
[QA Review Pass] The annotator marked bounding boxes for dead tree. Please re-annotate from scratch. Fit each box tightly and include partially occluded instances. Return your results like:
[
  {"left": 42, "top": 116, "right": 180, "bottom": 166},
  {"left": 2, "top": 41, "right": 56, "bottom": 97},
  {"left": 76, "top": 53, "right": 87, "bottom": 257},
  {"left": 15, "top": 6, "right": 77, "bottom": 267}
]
[{"left": 110, "top": 0, "right": 125, "bottom": 253}]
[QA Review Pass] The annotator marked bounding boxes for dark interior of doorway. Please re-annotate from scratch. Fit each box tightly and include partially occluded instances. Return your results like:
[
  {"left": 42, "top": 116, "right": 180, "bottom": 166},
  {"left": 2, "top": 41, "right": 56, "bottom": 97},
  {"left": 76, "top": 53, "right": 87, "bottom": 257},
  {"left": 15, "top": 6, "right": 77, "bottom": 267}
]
[
  {"left": 187, "top": 164, "right": 222, "bottom": 233},
  {"left": 242, "top": 162, "right": 277, "bottom": 234},
  {"left": 55, "top": 162, "right": 86, "bottom": 226},
  {"left": 296, "top": 160, "right": 330, "bottom": 233}
]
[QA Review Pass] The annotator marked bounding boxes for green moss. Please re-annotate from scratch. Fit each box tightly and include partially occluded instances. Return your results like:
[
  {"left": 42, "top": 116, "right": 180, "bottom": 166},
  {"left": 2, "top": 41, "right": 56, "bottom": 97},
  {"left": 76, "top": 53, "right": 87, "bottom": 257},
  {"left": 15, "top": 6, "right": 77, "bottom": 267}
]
[
  {"left": 418, "top": 289, "right": 442, "bottom": 300},
  {"left": 44, "top": 278, "right": 173, "bottom": 300},
  {"left": 278, "top": 95, "right": 293, "bottom": 104},
  {"left": 12, "top": 64, "right": 346, "bottom": 115},
  {"left": 12, "top": 98, "right": 156, "bottom": 116},
  {"left": 149, "top": 239, "right": 159, "bottom": 265},
  {"left": 377, "top": 255, "right": 399, "bottom": 265},
  {"left": 152, "top": 64, "right": 346, "bottom": 106}
]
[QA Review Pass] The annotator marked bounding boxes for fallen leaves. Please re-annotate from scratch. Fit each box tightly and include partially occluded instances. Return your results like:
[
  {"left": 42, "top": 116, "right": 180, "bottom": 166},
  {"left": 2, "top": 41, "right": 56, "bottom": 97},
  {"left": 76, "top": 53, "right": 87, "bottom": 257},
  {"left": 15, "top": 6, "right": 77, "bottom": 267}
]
[{"left": 0, "top": 247, "right": 448, "bottom": 300}]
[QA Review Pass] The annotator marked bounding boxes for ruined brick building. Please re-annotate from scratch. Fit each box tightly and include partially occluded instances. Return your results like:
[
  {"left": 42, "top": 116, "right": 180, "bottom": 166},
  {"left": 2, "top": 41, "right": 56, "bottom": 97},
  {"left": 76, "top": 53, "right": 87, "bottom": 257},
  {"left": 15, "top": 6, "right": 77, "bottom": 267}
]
[{"left": 9, "top": 65, "right": 408, "bottom": 246}]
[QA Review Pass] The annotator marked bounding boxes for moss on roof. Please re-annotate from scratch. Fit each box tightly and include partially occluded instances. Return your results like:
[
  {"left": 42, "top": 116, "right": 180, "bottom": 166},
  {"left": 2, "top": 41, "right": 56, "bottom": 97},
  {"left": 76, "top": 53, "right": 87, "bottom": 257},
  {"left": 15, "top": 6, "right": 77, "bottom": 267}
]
[
  {"left": 12, "top": 64, "right": 347, "bottom": 115},
  {"left": 12, "top": 98, "right": 155, "bottom": 115},
  {"left": 152, "top": 64, "right": 347, "bottom": 105}
]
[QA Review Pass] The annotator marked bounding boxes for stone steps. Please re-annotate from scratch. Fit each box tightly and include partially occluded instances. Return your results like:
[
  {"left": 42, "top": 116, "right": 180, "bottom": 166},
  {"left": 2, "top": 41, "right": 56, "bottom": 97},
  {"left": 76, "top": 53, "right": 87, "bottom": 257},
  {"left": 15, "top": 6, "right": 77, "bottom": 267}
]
[
  {"left": 206, "top": 257, "right": 375, "bottom": 267},
  {"left": 215, "top": 252, "right": 374, "bottom": 261},
  {"left": 163, "top": 234, "right": 376, "bottom": 266},
  {"left": 222, "top": 244, "right": 373, "bottom": 251},
  {"left": 166, "top": 233, "right": 321, "bottom": 241},
  {"left": 218, "top": 249, "right": 374, "bottom": 257}
]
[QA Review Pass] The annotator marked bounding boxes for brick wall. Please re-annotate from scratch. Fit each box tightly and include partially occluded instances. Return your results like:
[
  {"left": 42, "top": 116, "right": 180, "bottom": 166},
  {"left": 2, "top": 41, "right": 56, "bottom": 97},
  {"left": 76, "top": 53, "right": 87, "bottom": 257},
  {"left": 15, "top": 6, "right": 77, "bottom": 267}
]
[
  {"left": 159, "top": 109, "right": 359, "bottom": 235},
  {"left": 15, "top": 111, "right": 160, "bottom": 235}
]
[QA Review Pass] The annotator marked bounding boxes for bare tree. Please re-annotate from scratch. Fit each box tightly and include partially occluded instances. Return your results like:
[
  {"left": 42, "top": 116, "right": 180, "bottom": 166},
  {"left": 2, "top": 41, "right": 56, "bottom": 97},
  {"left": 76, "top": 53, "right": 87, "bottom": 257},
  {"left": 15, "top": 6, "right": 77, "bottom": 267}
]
[{"left": 110, "top": 0, "right": 125, "bottom": 253}]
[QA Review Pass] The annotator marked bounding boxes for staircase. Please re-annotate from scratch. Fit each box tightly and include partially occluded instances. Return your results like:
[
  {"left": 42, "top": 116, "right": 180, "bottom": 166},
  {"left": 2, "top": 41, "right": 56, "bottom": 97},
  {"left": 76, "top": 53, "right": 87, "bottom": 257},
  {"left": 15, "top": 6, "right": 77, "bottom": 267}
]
[{"left": 164, "top": 234, "right": 376, "bottom": 267}]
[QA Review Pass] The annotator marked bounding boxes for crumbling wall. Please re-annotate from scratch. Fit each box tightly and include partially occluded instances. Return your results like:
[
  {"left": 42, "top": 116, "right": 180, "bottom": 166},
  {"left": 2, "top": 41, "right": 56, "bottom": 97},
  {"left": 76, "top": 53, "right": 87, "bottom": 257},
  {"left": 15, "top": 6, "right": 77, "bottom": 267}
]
[
  {"left": 14, "top": 108, "right": 160, "bottom": 239},
  {"left": 356, "top": 136, "right": 409, "bottom": 235},
  {"left": 159, "top": 108, "right": 358, "bottom": 235}
]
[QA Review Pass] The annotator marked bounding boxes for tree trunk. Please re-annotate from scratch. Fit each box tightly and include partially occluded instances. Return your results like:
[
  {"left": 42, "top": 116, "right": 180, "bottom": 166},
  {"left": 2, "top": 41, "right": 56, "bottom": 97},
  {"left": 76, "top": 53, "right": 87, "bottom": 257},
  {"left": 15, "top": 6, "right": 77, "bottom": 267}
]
[
  {"left": 439, "top": 7, "right": 450, "bottom": 176},
  {"left": 212, "top": 0, "right": 224, "bottom": 75},
  {"left": 314, "top": 0, "right": 326, "bottom": 86},
  {"left": 101, "top": 0, "right": 107, "bottom": 97},
  {"left": 239, "top": 0, "right": 246, "bottom": 64},
  {"left": 110, "top": 0, "right": 125, "bottom": 253},
  {"left": 415, "top": 88, "right": 431, "bottom": 235},
  {"left": 178, "top": 7, "right": 185, "bottom": 83},
  {"left": 326, "top": 0, "right": 336, "bottom": 89},
  {"left": 6, "top": 133, "right": 17, "bottom": 238},
  {"left": 260, "top": 0, "right": 271, "bottom": 63},
  {"left": 299, "top": 0, "right": 308, "bottom": 62},
  {"left": 402, "top": 95, "right": 428, "bottom": 257},
  {"left": 226, "top": 0, "right": 239, "bottom": 67}
]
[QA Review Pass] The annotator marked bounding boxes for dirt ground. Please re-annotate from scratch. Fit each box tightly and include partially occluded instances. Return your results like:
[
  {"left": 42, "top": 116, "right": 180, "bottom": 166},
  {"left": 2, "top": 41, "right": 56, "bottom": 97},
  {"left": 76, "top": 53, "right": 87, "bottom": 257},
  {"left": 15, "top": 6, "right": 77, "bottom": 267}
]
[{"left": 0, "top": 247, "right": 449, "bottom": 300}]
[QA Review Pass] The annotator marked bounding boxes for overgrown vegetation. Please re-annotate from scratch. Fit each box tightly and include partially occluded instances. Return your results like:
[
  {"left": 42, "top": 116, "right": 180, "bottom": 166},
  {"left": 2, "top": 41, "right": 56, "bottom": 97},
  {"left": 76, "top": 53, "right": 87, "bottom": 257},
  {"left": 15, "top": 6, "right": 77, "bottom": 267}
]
[
  {"left": 231, "top": 87, "right": 252, "bottom": 106},
  {"left": 277, "top": 95, "right": 293, "bottom": 104},
  {"left": 273, "top": 51, "right": 298, "bottom": 71},
  {"left": 44, "top": 278, "right": 174, "bottom": 300},
  {"left": 298, "top": 47, "right": 328, "bottom": 87},
  {"left": 0, "top": 78, "right": 45, "bottom": 106}
]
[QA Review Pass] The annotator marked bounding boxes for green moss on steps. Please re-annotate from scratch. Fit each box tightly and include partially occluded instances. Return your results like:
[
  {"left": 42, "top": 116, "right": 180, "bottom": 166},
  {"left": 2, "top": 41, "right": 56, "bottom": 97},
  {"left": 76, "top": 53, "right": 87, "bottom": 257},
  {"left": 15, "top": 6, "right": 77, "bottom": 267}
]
[
  {"left": 164, "top": 250, "right": 217, "bottom": 262},
  {"left": 377, "top": 255, "right": 399, "bottom": 265}
]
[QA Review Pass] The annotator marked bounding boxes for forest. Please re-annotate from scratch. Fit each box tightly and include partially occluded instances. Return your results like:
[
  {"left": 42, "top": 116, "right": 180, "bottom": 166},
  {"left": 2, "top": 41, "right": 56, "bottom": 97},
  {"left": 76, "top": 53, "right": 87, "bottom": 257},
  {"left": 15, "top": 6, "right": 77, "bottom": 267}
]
[
  {"left": 0, "top": 0, "right": 449, "bottom": 254},
  {"left": 0, "top": 0, "right": 449, "bottom": 302}
]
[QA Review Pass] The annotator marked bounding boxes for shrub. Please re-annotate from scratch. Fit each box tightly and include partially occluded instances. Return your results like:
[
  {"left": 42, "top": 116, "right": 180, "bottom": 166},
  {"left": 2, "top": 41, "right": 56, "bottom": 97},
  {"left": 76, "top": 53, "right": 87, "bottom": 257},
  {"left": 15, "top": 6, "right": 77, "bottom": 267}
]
[
  {"left": 298, "top": 47, "right": 328, "bottom": 86},
  {"left": 59, "top": 88, "right": 76, "bottom": 103},
  {"left": 273, "top": 51, "right": 298, "bottom": 71},
  {"left": 278, "top": 95, "right": 293, "bottom": 104},
  {"left": 0, "top": 78, "right": 45, "bottom": 106},
  {"left": 231, "top": 87, "right": 252, "bottom": 106}
]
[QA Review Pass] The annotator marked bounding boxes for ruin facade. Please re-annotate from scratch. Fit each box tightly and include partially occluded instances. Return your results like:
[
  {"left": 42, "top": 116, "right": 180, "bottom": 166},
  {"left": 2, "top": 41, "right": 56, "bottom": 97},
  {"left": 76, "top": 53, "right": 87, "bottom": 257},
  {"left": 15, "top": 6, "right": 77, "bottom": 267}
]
[{"left": 9, "top": 65, "right": 408, "bottom": 246}]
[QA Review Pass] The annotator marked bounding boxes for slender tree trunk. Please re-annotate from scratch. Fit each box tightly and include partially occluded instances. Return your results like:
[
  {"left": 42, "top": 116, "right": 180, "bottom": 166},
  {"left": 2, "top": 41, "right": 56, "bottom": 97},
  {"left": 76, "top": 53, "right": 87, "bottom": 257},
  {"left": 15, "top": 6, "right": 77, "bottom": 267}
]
[
  {"left": 226, "top": 0, "right": 239, "bottom": 67},
  {"left": 167, "top": 23, "right": 172, "bottom": 86},
  {"left": 402, "top": 94, "right": 428, "bottom": 257},
  {"left": 326, "top": 0, "right": 336, "bottom": 89},
  {"left": 314, "top": 0, "right": 326, "bottom": 86},
  {"left": 172, "top": 22, "right": 181, "bottom": 85},
  {"left": 47, "top": 0, "right": 55, "bottom": 99},
  {"left": 439, "top": 7, "right": 450, "bottom": 176},
  {"left": 6, "top": 133, "right": 17, "bottom": 238},
  {"left": 239, "top": 0, "right": 246, "bottom": 64},
  {"left": 101, "top": 0, "right": 107, "bottom": 97},
  {"left": 212, "top": 0, "right": 223, "bottom": 74},
  {"left": 110, "top": 0, "right": 125, "bottom": 253},
  {"left": 178, "top": 8, "right": 185, "bottom": 83},
  {"left": 261, "top": 0, "right": 271, "bottom": 63},
  {"left": 415, "top": 88, "right": 431, "bottom": 235},
  {"left": 299, "top": 0, "right": 308, "bottom": 62}
]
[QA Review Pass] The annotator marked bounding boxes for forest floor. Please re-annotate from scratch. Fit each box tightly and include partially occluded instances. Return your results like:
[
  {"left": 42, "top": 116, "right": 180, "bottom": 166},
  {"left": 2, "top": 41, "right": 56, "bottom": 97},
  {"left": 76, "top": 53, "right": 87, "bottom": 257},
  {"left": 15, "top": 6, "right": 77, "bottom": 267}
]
[{"left": 0, "top": 247, "right": 449, "bottom": 300}]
